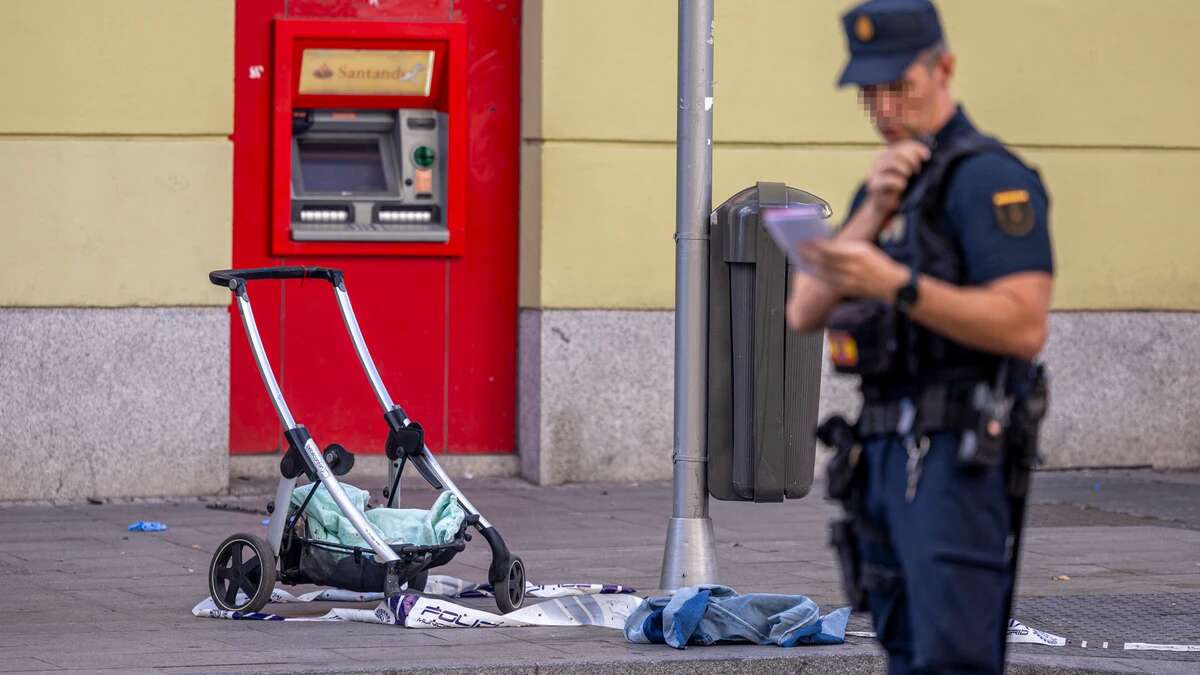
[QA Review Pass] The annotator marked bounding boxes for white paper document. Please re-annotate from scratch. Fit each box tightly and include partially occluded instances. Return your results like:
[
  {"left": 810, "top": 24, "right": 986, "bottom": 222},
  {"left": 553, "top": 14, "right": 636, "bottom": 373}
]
[{"left": 760, "top": 204, "right": 831, "bottom": 271}]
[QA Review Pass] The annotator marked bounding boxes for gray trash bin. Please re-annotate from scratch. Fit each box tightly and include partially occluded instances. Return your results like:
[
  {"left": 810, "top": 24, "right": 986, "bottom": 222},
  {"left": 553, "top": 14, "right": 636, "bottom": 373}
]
[{"left": 707, "top": 181, "right": 829, "bottom": 502}]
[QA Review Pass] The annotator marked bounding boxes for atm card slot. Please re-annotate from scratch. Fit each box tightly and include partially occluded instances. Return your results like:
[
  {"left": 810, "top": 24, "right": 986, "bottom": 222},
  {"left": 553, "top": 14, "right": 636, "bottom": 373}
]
[
  {"left": 375, "top": 204, "right": 441, "bottom": 224},
  {"left": 294, "top": 204, "right": 353, "bottom": 223}
]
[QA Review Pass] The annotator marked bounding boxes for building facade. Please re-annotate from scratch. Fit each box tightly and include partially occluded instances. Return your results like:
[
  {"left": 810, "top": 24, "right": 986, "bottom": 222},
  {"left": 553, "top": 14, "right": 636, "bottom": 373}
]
[{"left": 1, "top": 0, "right": 1197, "bottom": 501}]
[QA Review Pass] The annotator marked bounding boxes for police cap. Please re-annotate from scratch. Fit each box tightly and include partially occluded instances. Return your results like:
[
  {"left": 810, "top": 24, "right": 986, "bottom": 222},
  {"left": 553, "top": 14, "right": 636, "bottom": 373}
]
[{"left": 837, "top": 0, "right": 944, "bottom": 87}]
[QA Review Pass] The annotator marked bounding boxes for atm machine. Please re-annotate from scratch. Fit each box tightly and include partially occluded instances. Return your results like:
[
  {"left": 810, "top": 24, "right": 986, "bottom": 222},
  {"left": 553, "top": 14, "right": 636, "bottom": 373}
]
[{"left": 269, "top": 33, "right": 467, "bottom": 257}]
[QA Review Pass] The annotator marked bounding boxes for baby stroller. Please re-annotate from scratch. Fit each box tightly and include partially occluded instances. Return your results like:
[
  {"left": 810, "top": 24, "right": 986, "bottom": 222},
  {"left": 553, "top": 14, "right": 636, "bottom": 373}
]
[{"left": 206, "top": 267, "right": 526, "bottom": 614}]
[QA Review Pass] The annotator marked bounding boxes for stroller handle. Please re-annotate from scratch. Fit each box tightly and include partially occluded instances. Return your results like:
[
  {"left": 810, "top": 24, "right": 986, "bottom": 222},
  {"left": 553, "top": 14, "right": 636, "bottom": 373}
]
[{"left": 210, "top": 266, "right": 343, "bottom": 289}]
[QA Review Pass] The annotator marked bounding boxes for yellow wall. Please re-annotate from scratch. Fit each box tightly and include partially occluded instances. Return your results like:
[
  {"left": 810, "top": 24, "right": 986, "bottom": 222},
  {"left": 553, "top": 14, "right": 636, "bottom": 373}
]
[
  {"left": 522, "top": 0, "right": 1200, "bottom": 310},
  {"left": 0, "top": 0, "right": 233, "bottom": 307}
]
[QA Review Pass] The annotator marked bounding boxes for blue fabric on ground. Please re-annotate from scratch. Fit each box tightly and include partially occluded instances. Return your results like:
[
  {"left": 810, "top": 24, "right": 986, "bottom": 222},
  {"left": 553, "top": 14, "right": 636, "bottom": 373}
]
[{"left": 625, "top": 585, "right": 849, "bottom": 649}]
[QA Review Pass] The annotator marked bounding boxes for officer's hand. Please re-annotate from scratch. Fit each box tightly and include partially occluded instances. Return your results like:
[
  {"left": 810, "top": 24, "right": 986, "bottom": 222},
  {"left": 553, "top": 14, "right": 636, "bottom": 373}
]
[
  {"left": 800, "top": 239, "right": 909, "bottom": 300},
  {"left": 866, "top": 140, "right": 931, "bottom": 216}
]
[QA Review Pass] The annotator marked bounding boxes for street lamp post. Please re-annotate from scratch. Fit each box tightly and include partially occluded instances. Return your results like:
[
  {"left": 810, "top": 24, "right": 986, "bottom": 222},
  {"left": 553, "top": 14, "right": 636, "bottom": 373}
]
[{"left": 660, "top": 0, "right": 719, "bottom": 591}]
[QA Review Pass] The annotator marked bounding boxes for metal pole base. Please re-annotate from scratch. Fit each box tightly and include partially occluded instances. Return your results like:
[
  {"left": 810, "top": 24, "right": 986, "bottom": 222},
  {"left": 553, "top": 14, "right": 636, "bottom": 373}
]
[{"left": 659, "top": 516, "right": 718, "bottom": 590}]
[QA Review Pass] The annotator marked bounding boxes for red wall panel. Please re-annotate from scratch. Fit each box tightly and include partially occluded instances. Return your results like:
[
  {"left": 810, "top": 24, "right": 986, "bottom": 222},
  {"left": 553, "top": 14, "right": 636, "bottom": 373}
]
[{"left": 448, "top": 0, "right": 521, "bottom": 452}]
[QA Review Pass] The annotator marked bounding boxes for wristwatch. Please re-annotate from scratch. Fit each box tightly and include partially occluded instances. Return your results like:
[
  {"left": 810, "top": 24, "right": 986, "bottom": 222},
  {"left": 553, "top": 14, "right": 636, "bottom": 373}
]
[{"left": 894, "top": 269, "right": 920, "bottom": 315}]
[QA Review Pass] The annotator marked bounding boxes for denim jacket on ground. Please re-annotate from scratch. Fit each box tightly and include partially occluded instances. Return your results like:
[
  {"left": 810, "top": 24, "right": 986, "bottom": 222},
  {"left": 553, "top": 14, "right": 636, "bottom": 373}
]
[{"left": 624, "top": 584, "right": 850, "bottom": 649}]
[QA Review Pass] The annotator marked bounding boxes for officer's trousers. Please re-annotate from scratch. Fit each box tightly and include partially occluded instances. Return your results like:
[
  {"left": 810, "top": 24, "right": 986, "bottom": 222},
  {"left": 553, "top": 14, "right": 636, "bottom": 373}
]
[{"left": 858, "top": 431, "right": 1013, "bottom": 675}]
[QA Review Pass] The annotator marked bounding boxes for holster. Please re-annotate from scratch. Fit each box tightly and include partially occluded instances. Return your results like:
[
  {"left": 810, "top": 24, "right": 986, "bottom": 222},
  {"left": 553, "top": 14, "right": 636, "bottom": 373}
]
[
  {"left": 818, "top": 415, "right": 861, "bottom": 502},
  {"left": 817, "top": 414, "right": 870, "bottom": 610},
  {"left": 1005, "top": 363, "right": 1049, "bottom": 498}
]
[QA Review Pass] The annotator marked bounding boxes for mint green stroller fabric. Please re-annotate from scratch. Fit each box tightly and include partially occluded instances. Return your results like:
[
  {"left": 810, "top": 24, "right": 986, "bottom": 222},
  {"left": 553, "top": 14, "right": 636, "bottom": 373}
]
[{"left": 290, "top": 482, "right": 466, "bottom": 548}]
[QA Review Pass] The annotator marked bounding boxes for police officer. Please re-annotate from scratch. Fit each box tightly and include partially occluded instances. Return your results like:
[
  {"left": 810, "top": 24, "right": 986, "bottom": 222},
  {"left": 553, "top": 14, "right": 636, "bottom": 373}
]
[{"left": 785, "top": 1, "right": 1054, "bottom": 673}]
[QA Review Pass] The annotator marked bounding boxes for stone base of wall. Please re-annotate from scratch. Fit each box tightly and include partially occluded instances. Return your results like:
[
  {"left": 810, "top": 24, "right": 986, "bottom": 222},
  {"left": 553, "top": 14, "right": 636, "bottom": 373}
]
[
  {"left": 229, "top": 453, "right": 519, "bottom": 481},
  {"left": 519, "top": 309, "right": 1200, "bottom": 485},
  {"left": 0, "top": 308, "right": 229, "bottom": 502},
  {"left": 519, "top": 310, "right": 675, "bottom": 485},
  {"left": 6, "top": 307, "right": 1193, "bottom": 501}
]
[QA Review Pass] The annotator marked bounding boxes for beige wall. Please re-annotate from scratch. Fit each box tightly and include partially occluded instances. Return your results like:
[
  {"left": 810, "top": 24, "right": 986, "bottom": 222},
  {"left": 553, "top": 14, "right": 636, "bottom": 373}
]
[
  {"left": 0, "top": 0, "right": 233, "bottom": 307},
  {"left": 522, "top": 0, "right": 1200, "bottom": 310}
]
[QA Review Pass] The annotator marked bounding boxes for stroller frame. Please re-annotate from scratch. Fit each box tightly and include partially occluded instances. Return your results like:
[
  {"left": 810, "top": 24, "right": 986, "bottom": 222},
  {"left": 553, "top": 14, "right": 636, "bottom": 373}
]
[{"left": 207, "top": 266, "right": 525, "bottom": 614}]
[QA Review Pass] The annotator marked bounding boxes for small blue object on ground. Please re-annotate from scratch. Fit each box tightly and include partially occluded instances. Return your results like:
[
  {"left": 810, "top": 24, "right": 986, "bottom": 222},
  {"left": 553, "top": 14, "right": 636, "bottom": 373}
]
[
  {"left": 128, "top": 521, "right": 168, "bottom": 532},
  {"left": 261, "top": 518, "right": 271, "bottom": 526}
]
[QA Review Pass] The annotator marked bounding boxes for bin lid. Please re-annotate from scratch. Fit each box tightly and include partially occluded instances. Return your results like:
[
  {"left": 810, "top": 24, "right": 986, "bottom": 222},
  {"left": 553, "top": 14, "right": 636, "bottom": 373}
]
[{"left": 711, "top": 182, "right": 832, "bottom": 220}]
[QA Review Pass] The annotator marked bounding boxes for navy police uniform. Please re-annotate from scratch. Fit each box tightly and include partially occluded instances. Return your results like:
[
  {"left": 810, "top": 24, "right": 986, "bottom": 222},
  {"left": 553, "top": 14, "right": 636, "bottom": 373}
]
[{"left": 829, "top": 1, "right": 1054, "bottom": 673}]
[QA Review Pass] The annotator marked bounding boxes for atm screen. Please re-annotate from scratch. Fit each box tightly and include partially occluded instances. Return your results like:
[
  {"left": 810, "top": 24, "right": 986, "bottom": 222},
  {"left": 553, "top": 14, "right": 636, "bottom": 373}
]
[{"left": 297, "top": 139, "right": 389, "bottom": 193}]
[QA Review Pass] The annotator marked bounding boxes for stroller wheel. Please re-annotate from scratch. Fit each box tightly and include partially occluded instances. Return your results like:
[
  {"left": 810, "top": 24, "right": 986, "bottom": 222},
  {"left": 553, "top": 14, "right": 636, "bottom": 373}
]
[
  {"left": 406, "top": 570, "right": 428, "bottom": 593},
  {"left": 208, "top": 533, "right": 276, "bottom": 613},
  {"left": 493, "top": 555, "right": 525, "bottom": 614}
]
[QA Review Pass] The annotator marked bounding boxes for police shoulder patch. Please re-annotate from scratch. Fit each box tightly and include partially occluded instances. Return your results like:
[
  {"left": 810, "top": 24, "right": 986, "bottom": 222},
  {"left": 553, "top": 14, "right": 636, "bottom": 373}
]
[{"left": 992, "top": 189, "right": 1034, "bottom": 237}]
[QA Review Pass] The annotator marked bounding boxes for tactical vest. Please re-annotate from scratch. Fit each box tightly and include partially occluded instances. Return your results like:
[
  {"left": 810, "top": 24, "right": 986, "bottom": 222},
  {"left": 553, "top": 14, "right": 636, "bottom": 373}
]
[{"left": 826, "top": 129, "right": 1043, "bottom": 401}]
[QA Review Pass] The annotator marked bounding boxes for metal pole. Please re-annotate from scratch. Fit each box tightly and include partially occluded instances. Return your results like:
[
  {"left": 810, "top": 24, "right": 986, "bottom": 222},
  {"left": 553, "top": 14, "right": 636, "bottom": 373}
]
[{"left": 660, "top": 0, "right": 718, "bottom": 591}]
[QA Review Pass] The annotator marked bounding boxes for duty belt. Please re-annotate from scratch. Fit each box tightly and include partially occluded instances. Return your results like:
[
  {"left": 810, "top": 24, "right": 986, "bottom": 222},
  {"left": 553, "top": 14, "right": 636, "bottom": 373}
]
[{"left": 857, "top": 382, "right": 978, "bottom": 438}]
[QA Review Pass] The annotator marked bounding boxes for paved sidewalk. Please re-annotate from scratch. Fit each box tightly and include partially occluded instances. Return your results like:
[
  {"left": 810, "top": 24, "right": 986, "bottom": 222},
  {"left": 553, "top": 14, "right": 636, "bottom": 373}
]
[{"left": 1, "top": 469, "right": 1198, "bottom": 674}]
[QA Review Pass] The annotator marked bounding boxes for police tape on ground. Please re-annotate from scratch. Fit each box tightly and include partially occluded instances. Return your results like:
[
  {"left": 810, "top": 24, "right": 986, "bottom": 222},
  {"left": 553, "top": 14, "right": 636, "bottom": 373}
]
[
  {"left": 848, "top": 619, "right": 1200, "bottom": 653},
  {"left": 192, "top": 574, "right": 641, "bottom": 629}
]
